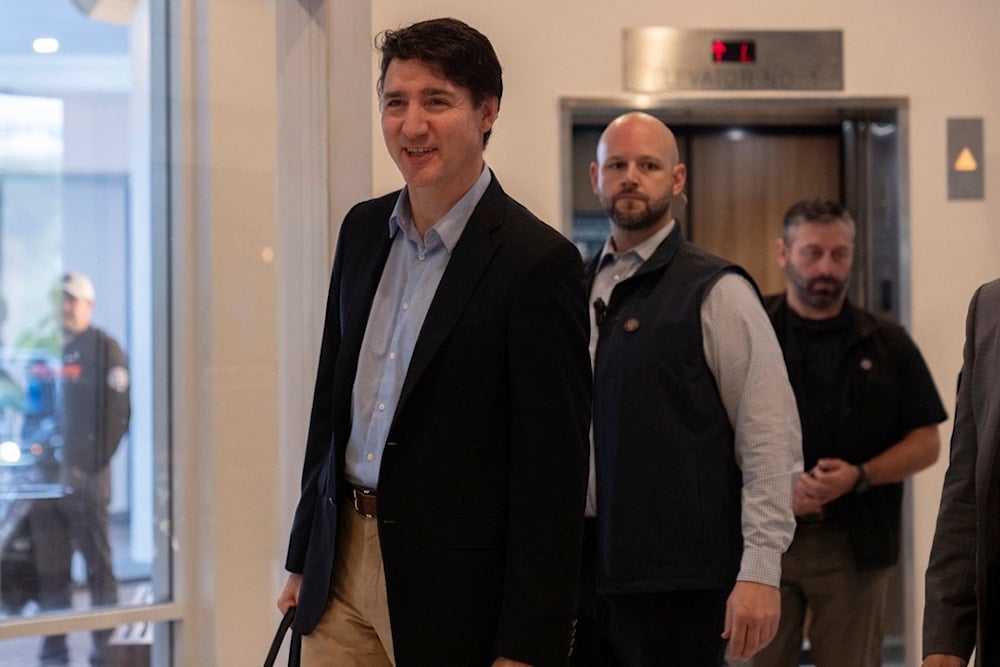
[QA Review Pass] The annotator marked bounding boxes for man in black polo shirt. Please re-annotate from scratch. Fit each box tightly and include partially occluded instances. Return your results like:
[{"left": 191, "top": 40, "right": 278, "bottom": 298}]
[
  {"left": 33, "top": 272, "right": 130, "bottom": 666},
  {"left": 755, "top": 200, "right": 946, "bottom": 667}
]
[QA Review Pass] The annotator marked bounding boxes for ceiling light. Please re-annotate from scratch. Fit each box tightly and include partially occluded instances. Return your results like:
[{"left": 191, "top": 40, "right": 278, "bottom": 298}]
[{"left": 33, "top": 37, "right": 60, "bottom": 55}]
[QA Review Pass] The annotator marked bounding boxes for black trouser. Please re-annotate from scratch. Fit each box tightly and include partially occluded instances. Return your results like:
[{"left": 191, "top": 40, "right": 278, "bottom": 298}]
[
  {"left": 571, "top": 519, "right": 729, "bottom": 667},
  {"left": 31, "top": 468, "right": 118, "bottom": 664}
]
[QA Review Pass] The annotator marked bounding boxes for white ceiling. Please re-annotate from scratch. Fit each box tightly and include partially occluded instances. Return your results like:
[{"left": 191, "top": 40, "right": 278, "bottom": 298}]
[{"left": 0, "top": 0, "right": 130, "bottom": 95}]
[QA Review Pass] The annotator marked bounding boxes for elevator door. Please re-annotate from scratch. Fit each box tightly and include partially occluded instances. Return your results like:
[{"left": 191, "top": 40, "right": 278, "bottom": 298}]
[
  {"left": 685, "top": 129, "right": 841, "bottom": 296},
  {"left": 569, "top": 105, "right": 905, "bottom": 323}
]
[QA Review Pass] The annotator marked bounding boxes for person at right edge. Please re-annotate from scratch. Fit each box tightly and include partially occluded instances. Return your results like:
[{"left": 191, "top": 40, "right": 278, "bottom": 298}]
[
  {"left": 572, "top": 111, "right": 802, "bottom": 666},
  {"left": 923, "top": 278, "right": 1000, "bottom": 667},
  {"left": 754, "top": 200, "right": 946, "bottom": 666}
]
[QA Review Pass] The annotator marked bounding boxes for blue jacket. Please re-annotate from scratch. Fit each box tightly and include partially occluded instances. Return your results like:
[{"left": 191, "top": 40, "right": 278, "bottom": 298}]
[{"left": 286, "top": 176, "right": 592, "bottom": 666}]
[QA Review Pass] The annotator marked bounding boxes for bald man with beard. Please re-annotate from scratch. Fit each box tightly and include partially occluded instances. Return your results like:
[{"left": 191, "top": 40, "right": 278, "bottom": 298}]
[{"left": 571, "top": 112, "right": 802, "bottom": 666}]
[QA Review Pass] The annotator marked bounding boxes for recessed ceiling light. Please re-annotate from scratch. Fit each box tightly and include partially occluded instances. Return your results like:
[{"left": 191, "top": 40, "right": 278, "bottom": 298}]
[{"left": 33, "top": 37, "right": 60, "bottom": 55}]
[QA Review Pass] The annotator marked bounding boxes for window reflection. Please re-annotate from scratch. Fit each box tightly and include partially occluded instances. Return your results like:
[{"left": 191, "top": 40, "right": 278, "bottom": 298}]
[{"left": 0, "top": 2, "right": 165, "bottom": 663}]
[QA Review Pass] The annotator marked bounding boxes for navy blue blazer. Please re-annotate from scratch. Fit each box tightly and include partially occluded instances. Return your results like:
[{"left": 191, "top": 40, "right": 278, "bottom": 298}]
[{"left": 285, "top": 175, "right": 592, "bottom": 666}]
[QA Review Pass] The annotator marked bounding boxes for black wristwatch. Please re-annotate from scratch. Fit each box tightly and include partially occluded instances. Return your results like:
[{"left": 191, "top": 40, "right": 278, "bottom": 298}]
[{"left": 853, "top": 463, "right": 871, "bottom": 494}]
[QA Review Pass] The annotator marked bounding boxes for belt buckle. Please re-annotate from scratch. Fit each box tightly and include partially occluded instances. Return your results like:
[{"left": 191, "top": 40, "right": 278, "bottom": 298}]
[{"left": 352, "top": 487, "right": 376, "bottom": 518}]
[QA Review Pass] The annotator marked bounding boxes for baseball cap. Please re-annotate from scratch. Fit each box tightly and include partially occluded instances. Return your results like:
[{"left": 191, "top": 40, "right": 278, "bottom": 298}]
[{"left": 62, "top": 272, "right": 96, "bottom": 302}]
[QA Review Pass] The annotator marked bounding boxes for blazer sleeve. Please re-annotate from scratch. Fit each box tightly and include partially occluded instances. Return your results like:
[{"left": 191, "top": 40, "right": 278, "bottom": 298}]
[
  {"left": 923, "top": 285, "right": 982, "bottom": 660},
  {"left": 284, "top": 225, "right": 346, "bottom": 574},
  {"left": 494, "top": 237, "right": 592, "bottom": 665}
]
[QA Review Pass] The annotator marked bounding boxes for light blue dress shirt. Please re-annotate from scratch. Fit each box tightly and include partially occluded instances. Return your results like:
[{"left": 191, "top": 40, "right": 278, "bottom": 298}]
[{"left": 345, "top": 166, "right": 493, "bottom": 489}]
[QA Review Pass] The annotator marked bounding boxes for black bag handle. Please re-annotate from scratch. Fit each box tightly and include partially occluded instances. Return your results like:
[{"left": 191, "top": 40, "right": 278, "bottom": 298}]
[{"left": 263, "top": 606, "right": 301, "bottom": 667}]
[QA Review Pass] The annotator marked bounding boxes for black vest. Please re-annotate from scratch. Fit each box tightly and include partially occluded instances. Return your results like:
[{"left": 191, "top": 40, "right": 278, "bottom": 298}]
[{"left": 589, "top": 227, "right": 755, "bottom": 592}]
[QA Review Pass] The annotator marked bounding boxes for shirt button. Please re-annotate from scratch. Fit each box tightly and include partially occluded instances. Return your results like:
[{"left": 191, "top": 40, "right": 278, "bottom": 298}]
[
  {"left": 402, "top": 302, "right": 409, "bottom": 310},
  {"left": 417, "top": 252, "right": 426, "bottom": 261},
  {"left": 377, "top": 402, "right": 386, "bottom": 411},
  {"left": 613, "top": 274, "right": 621, "bottom": 281},
  {"left": 389, "top": 352, "right": 396, "bottom": 360},
  {"left": 366, "top": 452, "right": 375, "bottom": 462}
]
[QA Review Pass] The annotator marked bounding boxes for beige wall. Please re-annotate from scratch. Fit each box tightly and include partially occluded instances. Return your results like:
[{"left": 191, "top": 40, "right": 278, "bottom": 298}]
[
  {"left": 368, "top": 1, "right": 999, "bottom": 661},
  {"left": 174, "top": 1, "right": 280, "bottom": 663},
  {"left": 177, "top": 0, "right": 375, "bottom": 663}
]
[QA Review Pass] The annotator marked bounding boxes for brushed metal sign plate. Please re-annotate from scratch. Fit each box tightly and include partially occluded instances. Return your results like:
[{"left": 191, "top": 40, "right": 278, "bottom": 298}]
[{"left": 624, "top": 28, "right": 843, "bottom": 92}]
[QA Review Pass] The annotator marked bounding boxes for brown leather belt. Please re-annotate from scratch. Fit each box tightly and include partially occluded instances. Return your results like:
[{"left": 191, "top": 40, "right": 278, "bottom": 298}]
[{"left": 348, "top": 485, "right": 377, "bottom": 518}]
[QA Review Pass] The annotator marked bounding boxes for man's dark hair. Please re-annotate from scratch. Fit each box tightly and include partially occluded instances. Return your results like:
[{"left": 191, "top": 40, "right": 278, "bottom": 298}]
[
  {"left": 375, "top": 17, "right": 503, "bottom": 147},
  {"left": 782, "top": 199, "right": 856, "bottom": 246}
]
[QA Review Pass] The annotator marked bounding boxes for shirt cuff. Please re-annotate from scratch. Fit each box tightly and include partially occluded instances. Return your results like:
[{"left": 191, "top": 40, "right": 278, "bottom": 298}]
[{"left": 737, "top": 546, "right": 783, "bottom": 588}]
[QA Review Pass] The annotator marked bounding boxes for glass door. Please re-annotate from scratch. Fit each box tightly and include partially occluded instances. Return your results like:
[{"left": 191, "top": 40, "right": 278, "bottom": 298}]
[{"left": 0, "top": 1, "right": 175, "bottom": 664}]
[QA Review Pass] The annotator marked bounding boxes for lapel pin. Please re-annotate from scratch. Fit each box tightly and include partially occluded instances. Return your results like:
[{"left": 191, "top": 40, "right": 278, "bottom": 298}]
[
  {"left": 860, "top": 358, "right": 873, "bottom": 371},
  {"left": 624, "top": 318, "right": 640, "bottom": 333}
]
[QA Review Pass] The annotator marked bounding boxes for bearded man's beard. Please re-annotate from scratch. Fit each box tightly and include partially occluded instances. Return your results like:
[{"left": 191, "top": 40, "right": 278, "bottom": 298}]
[
  {"left": 601, "top": 190, "right": 672, "bottom": 231},
  {"left": 787, "top": 264, "right": 849, "bottom": 311}
]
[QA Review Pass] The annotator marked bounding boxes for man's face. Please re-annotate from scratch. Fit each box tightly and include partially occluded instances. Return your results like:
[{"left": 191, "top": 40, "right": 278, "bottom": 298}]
[
  {"left": 380, "top": 59, "right": 497, "bottom": 202},
  {"left": 62, "top": 293, "right": 93, "bottom": 336},
  {"left": 778, "top": 220, "right": 854, "bottom": 314},
  {"left": 590, "top": 118, "right": 686, "bottom": 233}
]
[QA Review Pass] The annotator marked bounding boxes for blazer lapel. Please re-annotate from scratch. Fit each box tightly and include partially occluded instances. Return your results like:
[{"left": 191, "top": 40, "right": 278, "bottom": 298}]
[{"left": 392, "top": 178, "right": 505, "bottom": 420}]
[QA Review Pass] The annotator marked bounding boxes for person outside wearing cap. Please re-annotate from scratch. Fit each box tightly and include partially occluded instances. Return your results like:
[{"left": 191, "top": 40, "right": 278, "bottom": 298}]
[{"left": 31, "top": 271, "right": 130, "bottom": 666}]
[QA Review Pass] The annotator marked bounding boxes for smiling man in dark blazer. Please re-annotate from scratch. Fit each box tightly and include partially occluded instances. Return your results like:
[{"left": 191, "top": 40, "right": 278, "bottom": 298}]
[
  {"left": 276, "top": 17, "right": 591, "bottom": 667},
  {"left": 924, "top": 278, "right": 1000, "bottom": 667}
]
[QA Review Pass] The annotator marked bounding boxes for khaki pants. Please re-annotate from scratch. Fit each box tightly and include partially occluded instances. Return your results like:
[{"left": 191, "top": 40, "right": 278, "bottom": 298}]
[
  {"left": 753, "top": 521, "right": 891, "bottom": 667},
  {"left": 302, "top": 505, "right": 395, "bottom": 666}
]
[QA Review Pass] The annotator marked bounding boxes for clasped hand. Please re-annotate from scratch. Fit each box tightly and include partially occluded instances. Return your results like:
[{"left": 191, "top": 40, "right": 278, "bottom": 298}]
[{"left": 792, "top": 458, "right": 859, "bottom": 517}]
